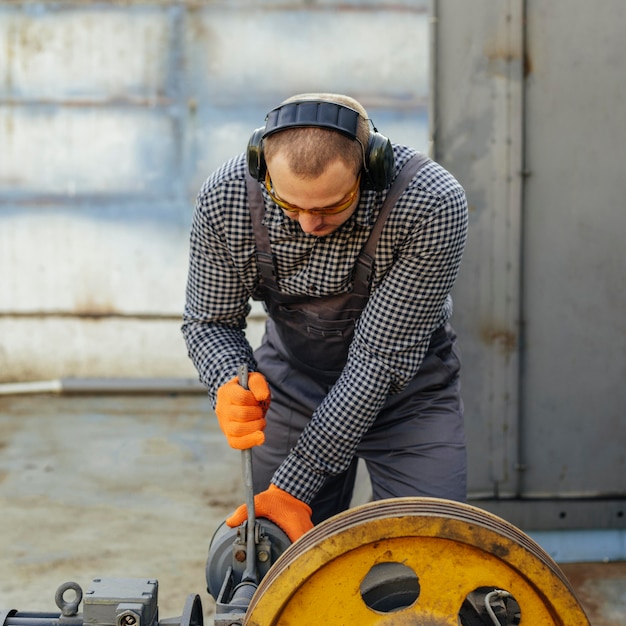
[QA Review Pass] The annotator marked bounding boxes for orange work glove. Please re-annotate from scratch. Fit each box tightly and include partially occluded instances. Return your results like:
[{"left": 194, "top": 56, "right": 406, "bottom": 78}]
[
  {"left": 226, "top": 484, "right": 313, "bottom": 543},
  {"left": 215, "top": 372, "right": 271, "bottom": 449}
]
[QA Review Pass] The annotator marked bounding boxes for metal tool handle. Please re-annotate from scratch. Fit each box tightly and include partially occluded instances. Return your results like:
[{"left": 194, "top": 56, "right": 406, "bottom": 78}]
[{"left": 237, "top": 363, "right": 257, "bottom": 584}]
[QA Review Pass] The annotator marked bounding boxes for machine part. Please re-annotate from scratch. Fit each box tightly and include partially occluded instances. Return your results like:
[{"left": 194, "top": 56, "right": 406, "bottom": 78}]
[
  {"left": 460, "top": 587, "right": 520, "bottom": 625},
  {"left": 244, "top": 497, "right": 591, "bottom": 625},
  {"left": 83, "top": 578, "right": 159, "bottom": 626},
  {"left": 206, "top": 521, "right": 290, "bottom": 626},
  {"left": 56, "top": 581, "right": 83, "bottom": 617},
  {"left": 213, "top": 570, "right": 256, "bottom": 626},
  {"left": 237, "top": 363, "right": 258, "bottom": 585},
  {"left": 160, "top": 594, "right": 203, "bottom": 626},
  {"left": 2, "top": 580, "right": 202, "bottom": 626},
  {"left": 206, "top": 521, "right": 291, "bottom": 597}
]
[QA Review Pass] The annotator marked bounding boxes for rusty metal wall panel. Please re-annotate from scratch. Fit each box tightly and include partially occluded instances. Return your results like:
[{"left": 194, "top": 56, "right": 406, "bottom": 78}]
[
  {"left": 184, "top": 7, "right": 430, "bottom": 104},
  {"left": 0, "top": 5, "right": 178, "bottom": 197},
  {"left": 1, "top": 108, "right": 178, "bottom": 196},
  {"left": 0, "top": 1, "right": 430, "bottom": 381},
  {"left": 0, "top": 205, "right": 187, "bottom": 313},
  {"left": 0, "top": 7, "right": 171, "bottom": 99}
]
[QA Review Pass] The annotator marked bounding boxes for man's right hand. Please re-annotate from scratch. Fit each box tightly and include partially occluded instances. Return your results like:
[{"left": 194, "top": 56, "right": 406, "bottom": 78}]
[{"left": 215, "top": 371, "right": 271, "bottom": 449}]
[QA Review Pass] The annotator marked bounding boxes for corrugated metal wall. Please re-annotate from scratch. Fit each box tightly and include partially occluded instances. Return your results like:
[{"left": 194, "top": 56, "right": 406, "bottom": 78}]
[
  {"left": 433, "top": 0, "right": 626, "bottom": 528},
  {"left": 0, "top": 1, "right": 430, "bottom": 381}
]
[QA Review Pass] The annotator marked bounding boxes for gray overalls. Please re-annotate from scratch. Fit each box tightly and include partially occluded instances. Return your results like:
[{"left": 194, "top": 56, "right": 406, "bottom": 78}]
[{"left": 246, "top": 154, "right": 466, "bottom": 524}]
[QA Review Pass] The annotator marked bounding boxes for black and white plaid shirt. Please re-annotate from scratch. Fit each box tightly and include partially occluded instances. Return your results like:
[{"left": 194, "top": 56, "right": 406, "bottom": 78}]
[{"left": 182, "top": 145, "right": 468, "bottom": 504}]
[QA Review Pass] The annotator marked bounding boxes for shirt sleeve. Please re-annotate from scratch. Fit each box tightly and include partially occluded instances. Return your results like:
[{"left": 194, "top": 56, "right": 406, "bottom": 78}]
[
  {"left": 181, "top": 169, "right": 258, "bottom": 404},
  {"left": 271, "top": 165, "right": 468, "bottom": 503}
]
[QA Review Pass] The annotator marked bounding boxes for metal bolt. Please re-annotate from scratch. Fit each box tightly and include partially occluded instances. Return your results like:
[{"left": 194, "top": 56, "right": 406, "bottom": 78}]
[
  {"left": 121, "top": 615, "right": 136, "bottom": 626},
  {"left": 234, "top": 549, "right": 247, "bottom": 563},
  {"left": 257, "top": 550, "right": 270, "bottom": 563}
]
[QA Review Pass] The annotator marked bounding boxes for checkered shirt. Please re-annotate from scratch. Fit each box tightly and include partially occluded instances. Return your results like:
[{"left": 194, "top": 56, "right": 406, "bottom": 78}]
[{"left": 182, "top": 144, "right": 468, "bottom": 504}]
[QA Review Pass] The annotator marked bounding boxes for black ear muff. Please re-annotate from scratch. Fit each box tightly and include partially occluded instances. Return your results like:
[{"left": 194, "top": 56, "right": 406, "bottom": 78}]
[
  {"left": 364, "top": 132, "right": 395, "bottom": 191},
  {"left": 246, "top": 100, "right": 396, "bottom": 190},
  {"left": 247, "top": 127, "right": 266, "bottom": 181}
]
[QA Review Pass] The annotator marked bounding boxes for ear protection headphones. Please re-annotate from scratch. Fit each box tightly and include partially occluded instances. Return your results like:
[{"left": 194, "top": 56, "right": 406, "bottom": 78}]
[{"left": 246, "top": 100, "right": 395, "bottom": 191}]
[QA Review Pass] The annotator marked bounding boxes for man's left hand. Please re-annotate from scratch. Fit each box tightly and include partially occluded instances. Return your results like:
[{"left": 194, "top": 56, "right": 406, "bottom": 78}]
[{"left": 226, "top": 484, "right": 313, "bottom": 542}]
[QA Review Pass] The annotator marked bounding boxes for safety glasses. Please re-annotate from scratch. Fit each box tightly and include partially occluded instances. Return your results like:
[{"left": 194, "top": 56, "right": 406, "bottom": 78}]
[{"left": 264, "top": 171, "right": 361, "bottom": 216}]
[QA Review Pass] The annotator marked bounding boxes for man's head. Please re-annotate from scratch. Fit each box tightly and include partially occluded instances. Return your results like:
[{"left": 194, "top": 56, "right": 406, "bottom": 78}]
[{"left": 247, "top": 93, "right": 394, "bottom": 236}]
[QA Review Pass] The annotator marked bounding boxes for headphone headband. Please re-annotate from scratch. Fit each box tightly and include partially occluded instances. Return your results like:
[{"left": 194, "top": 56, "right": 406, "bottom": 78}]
[{"left": 263, "top": 101, "right": 361, "bottom": 141}]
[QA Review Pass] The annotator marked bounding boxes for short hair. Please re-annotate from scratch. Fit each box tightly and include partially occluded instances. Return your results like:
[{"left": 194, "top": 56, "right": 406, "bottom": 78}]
[{"left": 262, "top": 93, "right": 371, "bottom": 178}]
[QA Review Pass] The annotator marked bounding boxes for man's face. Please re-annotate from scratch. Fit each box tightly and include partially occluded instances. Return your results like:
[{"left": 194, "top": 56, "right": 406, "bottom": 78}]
[{"left": 265, "top": 153, "right": 360, "bottom": 237}]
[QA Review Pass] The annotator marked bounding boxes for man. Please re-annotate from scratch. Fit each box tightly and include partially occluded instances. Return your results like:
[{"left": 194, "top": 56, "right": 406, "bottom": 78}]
[{"left": 182, "top": 93, "right": 468, "bottom": 543}]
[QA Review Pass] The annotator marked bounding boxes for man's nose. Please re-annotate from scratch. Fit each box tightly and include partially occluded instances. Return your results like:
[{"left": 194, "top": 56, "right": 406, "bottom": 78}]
[{"left": 297, "top": 212, "right": 324, "bottom": 233}]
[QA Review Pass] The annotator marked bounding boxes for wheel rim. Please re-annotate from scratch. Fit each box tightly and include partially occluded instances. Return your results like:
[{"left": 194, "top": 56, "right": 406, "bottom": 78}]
[{"left": 244, "top": 497, "right": 590, "bottom": 625}]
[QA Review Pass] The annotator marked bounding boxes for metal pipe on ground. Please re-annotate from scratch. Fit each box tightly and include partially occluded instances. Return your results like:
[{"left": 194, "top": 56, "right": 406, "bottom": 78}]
[{"left": 0, "top": 378, "right": 206, "bottom": 396}]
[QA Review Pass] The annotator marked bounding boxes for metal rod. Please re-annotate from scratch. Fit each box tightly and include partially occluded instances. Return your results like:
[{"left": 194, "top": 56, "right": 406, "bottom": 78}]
[
  {"left": 3, "top": 613, "right": 61, "bottom": 626},
  {"left": 237, "top": 363, "right": 257, "bottom": 584}
]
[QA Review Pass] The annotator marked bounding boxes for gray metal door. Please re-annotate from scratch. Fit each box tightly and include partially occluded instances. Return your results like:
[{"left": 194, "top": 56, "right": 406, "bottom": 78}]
[{"left": 432, "top": 0, "right": 626, "bottom": 529}]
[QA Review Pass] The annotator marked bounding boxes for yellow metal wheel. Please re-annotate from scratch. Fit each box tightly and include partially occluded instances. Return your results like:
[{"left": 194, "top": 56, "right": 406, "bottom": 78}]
[{"left": 244, "top": 497, "right": 590, "bottom": 625}]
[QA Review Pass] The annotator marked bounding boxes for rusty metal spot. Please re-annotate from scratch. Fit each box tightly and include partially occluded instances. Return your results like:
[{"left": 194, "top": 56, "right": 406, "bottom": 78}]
[
  {"left": 524, "top": 52, "right": 533, "bottom": 77},
  {"left": 480, "top": 326, "right": 518, "bottom": 356}
]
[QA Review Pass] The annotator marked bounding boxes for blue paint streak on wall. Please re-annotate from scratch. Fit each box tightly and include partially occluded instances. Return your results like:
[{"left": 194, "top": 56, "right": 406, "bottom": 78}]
[{"left": 529, "top": 529, "right": 626, "bottom": 563}]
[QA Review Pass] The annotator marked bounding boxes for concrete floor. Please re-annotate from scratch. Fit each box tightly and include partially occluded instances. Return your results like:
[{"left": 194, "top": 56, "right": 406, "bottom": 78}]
[{"left": 1, "top": 392, "right": 624, "bottom": 624}]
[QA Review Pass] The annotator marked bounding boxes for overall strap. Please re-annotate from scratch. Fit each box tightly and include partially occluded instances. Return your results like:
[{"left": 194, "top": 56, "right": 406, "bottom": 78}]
[
  {"left": 246, "top": 173, "right": 279, "bottom": 290},
  {"left": 353, "top": 151, "right": 432, "bottom": 293}
]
